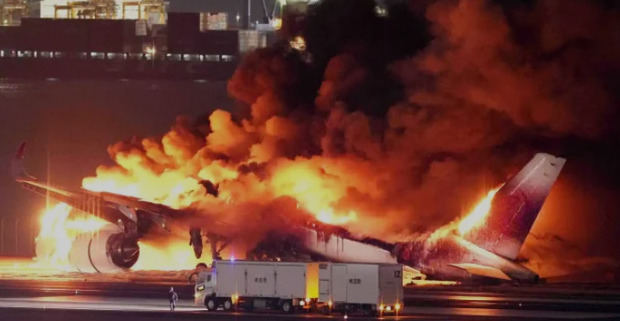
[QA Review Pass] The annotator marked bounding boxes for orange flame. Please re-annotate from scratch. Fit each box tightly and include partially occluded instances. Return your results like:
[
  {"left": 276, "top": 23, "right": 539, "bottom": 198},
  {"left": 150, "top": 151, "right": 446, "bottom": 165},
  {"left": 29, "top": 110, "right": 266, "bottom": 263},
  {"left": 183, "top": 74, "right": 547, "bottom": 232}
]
[
  {"left": 132, "top": 240, "right": 210, "bottom": 271},
  {"left": 34, "top": 203, "right": 210, "bottom": 271},
  {"left": 457, "top": 186, "right": 501, "bottom": 236},
  {"left": 30, "top": 106, "right": 505, "bottom": 272},
  {"left": 269, "top": 159, "right": 358, "bottom": 225},
  {"left": 427, "top": 186, "right": 501, "bottom": 244},
  {"left": 34, "top": 203, "right": 107, "bottom": 270}
]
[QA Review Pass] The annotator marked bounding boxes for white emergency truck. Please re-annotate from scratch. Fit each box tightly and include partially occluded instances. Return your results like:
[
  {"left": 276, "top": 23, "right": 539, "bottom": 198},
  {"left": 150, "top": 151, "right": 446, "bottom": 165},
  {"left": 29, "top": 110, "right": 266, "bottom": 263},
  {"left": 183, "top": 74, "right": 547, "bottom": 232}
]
[
  {"left": 314, "top": 262, "right": 404, "bottom": 315},
  {"left": 194, "top": 260, "right": 404, "bottom": 315},
  {"left": 194, "top": 260, "right": 318, "bottom": 313}
]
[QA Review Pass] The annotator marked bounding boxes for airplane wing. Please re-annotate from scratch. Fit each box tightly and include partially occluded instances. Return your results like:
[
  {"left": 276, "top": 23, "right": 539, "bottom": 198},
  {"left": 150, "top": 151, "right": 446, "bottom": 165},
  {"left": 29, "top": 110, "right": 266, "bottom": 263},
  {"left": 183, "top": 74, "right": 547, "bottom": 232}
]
[
  {"left": 10, "top": 143, "right": 178, "bottom": 233},
  {"left": 10, "top": 143, "right": 236, "bottom": 270},
  {"left": 11, "top": 143, "right": 400, "bottom": 272},
  {"left": 449, "top": 263, "right": 511, "bottom": 280}
]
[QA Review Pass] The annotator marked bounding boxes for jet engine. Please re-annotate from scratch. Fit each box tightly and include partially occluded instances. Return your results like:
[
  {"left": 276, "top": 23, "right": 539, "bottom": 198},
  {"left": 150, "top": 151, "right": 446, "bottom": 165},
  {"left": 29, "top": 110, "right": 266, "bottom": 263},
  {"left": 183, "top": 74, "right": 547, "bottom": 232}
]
[{"left": 68, "top": 224, "right": 139, "bottom": 273}]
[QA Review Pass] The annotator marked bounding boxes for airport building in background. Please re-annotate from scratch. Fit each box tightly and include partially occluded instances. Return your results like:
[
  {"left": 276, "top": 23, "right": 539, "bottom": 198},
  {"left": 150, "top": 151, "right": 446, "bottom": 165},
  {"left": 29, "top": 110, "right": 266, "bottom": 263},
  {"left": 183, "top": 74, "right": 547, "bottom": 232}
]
[
  {"left": 0, "top": 0, "right": 317, "bottom": 79},
  {"left": 0, "top": 0, "right": 306, "bottom": 28}
]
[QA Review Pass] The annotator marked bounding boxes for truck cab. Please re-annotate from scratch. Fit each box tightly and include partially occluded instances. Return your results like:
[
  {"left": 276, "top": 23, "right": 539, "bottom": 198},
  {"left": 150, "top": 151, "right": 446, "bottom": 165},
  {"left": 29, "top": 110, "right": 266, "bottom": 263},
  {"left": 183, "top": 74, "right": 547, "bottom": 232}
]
[{"left": 194, "top": 269, "right": 215, "bottom": 306}]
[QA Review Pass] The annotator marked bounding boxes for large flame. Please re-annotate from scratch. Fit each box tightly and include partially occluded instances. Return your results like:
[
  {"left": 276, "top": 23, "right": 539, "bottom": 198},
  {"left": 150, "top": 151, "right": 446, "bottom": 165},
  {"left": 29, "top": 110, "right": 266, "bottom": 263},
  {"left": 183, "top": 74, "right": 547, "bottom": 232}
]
[
  {"left": 457, "top": 186, "right": 501, "bottom": 236},
  {"left": 33, "top": 174, "right": 501, "bottom": 272},
  {"left": 269, "top": 159, "right": 358, "bottom": 225},
  {"left": 426, "top": 186, "right": 501, "bottom": 245},
  {"left": 35, "top": 203, "right": 107, "bottom": 270},
  {"left": 133, "top": 240, "right": 209, "bottom": 271},
  {"left": 34, "top": 203, "right": 208, "bottom": 271},
  {"left": 30, "top": 106, "right": 502, "bottom": 272},
  {"left": 81, "top": 149, "right": 360, "bottom": 226}
]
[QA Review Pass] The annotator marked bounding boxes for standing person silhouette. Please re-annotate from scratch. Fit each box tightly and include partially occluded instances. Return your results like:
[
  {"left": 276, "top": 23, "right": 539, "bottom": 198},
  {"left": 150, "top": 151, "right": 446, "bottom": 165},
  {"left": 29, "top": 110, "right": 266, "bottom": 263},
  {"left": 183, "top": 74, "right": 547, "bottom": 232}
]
[{"left": 169, "top": 287, "right": 178, "bottom": 311}]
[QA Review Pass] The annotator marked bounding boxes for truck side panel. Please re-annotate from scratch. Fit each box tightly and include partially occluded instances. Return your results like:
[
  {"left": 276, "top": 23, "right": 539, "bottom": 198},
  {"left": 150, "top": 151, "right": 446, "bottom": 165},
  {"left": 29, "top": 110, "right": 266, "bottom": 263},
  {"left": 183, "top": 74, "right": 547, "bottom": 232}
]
[
  {"left": 316, "top": 262, "right": 404, "bottom": 308},
  {"left": 332, "top": 264, "right": 348, "bottom": 303},
  {"left": 214, "top": 260, "right": 309, "bottom": 300},
  {"left": 379, "top": 265, "right": 404, "bottom": 305},
  {"left": 318, "top": 263, "right": 331, "bottom": 303},
  {"left": 275, "top": 264, "right": 307, "bottom": 299},
  {"left": 215, "top": 261, "right": 247, "bottom": 297},
  {"left": 345, "top": 264, "right": 379, "bottom": 305},
  {"left": 245, "top": 263, "right": 276, "bottom": 297}
]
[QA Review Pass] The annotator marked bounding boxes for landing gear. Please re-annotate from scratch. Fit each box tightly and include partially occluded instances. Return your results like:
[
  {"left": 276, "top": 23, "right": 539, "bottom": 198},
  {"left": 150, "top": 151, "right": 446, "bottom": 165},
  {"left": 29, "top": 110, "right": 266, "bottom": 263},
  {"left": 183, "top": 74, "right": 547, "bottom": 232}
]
[
  {"left": 206, "top": 233, "right": 231, "bottom": 260},
  {"left": 188, "top": 228, "right": 230, "bottom": 261},
  {"left": 189, "top": 227, "right": 203, "bottom": 258}
]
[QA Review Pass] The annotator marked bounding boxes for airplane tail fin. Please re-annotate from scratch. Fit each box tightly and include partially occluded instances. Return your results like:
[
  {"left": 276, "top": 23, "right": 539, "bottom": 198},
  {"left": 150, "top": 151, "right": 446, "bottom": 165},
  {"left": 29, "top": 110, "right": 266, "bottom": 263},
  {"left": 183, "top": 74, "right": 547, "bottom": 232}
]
[
  {"left": 11, "top": 142, "right": 36, "bottom": 182},
  {"left": 468, "top": 153, "right": 566, "bottom": 260}
]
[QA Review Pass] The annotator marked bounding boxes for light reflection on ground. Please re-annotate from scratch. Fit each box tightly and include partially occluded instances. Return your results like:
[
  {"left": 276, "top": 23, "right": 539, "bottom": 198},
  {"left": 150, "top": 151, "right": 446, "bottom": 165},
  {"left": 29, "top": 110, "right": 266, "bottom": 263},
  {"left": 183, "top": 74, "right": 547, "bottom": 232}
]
[{"left": 0, "top": 257, "right": 193, "bottom": 284}]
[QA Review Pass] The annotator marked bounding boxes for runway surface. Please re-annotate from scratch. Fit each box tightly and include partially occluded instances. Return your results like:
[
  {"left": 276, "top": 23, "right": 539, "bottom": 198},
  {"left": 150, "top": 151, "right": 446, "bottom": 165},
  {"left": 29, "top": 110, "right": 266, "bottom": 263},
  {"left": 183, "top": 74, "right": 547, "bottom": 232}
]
[{"left": 0, "top": 278, "right": 619, "bottom": 320}]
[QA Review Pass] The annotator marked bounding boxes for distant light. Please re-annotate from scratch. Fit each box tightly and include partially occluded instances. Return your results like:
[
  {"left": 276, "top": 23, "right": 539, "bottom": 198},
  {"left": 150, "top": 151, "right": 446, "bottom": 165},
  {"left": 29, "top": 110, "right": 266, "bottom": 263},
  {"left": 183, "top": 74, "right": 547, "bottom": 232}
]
[
  {"left": 144, "top": 46, "right": 156, "bottom": 56},
  {"left": 375, "top": 5, "right": 388, "bottom": 17},
  {"left": 230, "top": 255, "right": 235, "bottom": 262},
  {"left": 289, "top": 36, "right": 306, "bottom": 51}
]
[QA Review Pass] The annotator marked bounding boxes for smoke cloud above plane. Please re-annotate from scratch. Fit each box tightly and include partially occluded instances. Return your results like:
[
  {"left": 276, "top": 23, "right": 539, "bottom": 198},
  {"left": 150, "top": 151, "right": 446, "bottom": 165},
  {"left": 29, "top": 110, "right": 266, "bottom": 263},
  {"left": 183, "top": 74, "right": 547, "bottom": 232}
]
[{"left": 78, "top": 0, "right": 620, "bottom": 277}]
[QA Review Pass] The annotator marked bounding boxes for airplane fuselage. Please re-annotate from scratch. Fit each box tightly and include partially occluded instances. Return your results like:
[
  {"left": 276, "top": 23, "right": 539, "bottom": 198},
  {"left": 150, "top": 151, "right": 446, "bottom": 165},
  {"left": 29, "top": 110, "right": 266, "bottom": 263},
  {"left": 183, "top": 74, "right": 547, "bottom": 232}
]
[
  {"left": 299, "top": 226, "right": 538, "bottom": 282},
  {"left": 396, "top": 234, "right": 538, "bottom": 282},
  {"left": 12, "top": 143, "right": 563, "bottom": 280}
]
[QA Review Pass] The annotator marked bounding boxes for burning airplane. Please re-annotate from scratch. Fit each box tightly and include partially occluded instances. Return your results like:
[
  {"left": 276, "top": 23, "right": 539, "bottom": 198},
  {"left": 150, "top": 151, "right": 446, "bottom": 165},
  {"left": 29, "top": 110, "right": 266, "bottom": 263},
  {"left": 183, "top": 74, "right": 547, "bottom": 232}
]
[
  {"left": 12, "top": 142, "right": 564, "bottom": 282},
  {"left": 6, "top": 0, "right": 617, "bottom": 284}
]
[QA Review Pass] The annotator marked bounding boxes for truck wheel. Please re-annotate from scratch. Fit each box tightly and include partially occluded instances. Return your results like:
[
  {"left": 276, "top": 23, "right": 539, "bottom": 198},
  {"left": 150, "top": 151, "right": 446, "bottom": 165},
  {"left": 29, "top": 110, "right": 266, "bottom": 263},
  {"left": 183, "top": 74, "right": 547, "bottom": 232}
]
[
  {"left": 223, "top": 299, "right": 233, "bottom": 311},
  {"left": 281, "top": 300, "right": 293, "bottom": 313},
  {"left": 205, "top": 298, "right": 216, "bottom": 311}
]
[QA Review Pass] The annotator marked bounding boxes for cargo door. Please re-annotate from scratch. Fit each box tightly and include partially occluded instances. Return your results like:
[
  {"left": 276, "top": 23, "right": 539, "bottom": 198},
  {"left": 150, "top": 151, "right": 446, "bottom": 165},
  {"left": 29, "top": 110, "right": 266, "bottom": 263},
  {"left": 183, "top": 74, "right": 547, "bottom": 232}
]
[
  {"left": 246, "top": 264, "right": 275, "bottom": 297},
  {"left": 318, "top": 263, "right": 331, "bottom": 302},
  {"left": 332, "top": 264, "right": 347, "bottom": 303},
  {"left": 379, "top": 265, "right": 403, "bottom": 305},
  {"left": 345, "top": 264, "right": 378, "bottom": 305},
  {"left": 214, "top": 261, "right": 245, "bottom": 297},
  {"left": 275, "top": 264, "right": 306, "bottom": 299}
]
